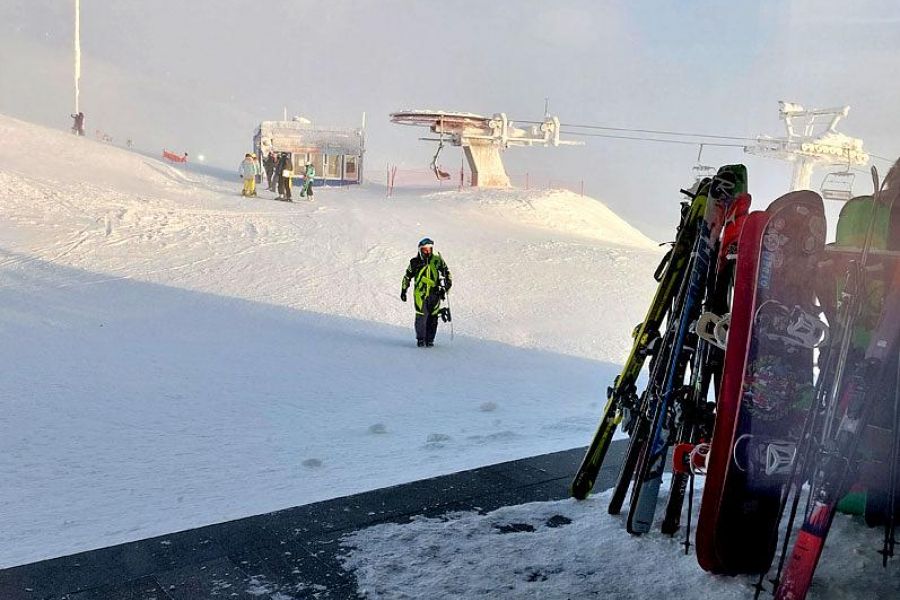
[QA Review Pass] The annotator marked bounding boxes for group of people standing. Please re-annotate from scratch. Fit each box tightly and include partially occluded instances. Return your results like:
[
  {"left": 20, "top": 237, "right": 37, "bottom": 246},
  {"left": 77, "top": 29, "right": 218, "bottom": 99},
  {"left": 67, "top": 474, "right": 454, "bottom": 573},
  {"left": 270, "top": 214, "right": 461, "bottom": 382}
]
[{"left": 239, "top": 151, "right": 316, "bottom": 202}]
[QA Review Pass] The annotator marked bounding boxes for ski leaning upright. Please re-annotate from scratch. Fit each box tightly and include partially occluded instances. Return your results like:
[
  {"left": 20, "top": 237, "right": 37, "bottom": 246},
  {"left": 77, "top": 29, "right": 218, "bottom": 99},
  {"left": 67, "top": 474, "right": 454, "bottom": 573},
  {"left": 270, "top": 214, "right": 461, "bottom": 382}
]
[
  {"left": 605, "top": 179, "right": 714, "bottom": 517},
  {"left": 660, "top": 190, "right": 752, "bottom": 537},
  {"left": 570, "top": 183, "right": 708, "bottom": 500},
  {"left": 625, "top": 165, "right": 745, "bottom": 535}
]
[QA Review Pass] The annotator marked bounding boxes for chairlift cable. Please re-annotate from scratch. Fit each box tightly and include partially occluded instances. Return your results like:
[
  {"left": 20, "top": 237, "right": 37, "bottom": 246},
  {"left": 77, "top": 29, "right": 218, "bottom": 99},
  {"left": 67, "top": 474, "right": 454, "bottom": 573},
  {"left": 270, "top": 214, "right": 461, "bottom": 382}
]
[
  {"left": 560, "top": 130, "right": 747, "bottom": 147},
  {"left": 515, "top": 118, "right": 757, "bottom": 141}
]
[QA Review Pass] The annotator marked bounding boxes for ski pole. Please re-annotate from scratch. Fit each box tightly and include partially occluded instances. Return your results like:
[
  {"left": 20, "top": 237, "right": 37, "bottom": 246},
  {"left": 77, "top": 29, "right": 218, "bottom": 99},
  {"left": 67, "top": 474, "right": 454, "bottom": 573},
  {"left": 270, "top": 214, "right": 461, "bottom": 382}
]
[
  {"left": 883, "top": 337, "right": 900, "bottom": 565},
  {"left": 446, "top": 290, "right": 453, "bottom": 342}
]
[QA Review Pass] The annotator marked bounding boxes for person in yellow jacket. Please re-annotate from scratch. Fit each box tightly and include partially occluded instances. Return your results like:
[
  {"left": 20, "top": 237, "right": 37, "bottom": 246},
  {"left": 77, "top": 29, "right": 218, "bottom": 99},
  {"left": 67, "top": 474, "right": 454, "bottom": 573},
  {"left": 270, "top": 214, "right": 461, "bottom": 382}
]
[
  {"left": 239, "top": 153, "right": 257, "bottom": 197},
  {"left": 400, "top": 237, "right": 452, "bottom": 347}
]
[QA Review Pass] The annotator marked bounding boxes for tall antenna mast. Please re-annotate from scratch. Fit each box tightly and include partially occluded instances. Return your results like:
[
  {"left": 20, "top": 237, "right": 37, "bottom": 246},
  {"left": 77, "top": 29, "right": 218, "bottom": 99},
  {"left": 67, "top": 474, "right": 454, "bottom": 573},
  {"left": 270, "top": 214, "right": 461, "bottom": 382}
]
[{"left": 74, "top": 0, "right": 81, "bottom": 113}]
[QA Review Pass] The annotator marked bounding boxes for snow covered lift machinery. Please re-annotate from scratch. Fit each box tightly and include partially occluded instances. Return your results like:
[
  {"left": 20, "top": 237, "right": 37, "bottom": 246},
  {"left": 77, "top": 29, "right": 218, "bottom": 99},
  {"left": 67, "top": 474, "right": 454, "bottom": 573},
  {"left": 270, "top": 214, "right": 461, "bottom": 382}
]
[
  {"left": 390, "top": 110, "right": 582, "bottom": 187},
  {"left": 745, "top": 101, "right": 869, "bottom": 200}
]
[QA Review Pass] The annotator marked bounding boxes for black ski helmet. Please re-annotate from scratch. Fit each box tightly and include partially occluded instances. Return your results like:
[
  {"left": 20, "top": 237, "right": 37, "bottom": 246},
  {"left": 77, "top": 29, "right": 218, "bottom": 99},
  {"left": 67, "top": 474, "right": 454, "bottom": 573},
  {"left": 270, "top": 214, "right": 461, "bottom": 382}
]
[{"left": 418, "top": 237, "right": 434, "bottom": 258}]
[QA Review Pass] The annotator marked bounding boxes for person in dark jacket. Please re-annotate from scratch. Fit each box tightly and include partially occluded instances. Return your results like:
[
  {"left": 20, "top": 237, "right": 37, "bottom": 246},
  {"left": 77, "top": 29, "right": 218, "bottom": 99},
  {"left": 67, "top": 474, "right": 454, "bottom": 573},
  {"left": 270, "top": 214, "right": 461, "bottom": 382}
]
[
  {"left": 276, "top": 153, "right": 293, "bottom": 201},
  {"left": 263, "top": 152, "right": 277, "bottom": 191},
  {"left": 400, "top": 237, "right": 452, "bottom": 347}
]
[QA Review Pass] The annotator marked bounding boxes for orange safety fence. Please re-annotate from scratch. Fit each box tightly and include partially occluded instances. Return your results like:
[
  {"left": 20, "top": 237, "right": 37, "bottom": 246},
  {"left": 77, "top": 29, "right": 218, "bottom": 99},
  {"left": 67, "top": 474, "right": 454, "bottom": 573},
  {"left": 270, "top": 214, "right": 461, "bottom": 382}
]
[
  {"left": 506, "top": 170, "right": 585, "bottom": 196},
  {"left": 162, "top": 149, "right": 188, "bottom": 163},
  {"left": 383, "top": 165, "right": 471, "bottom": 197},
  {"left": 379, "top": 164, "right": 584, "bottom": 198}
]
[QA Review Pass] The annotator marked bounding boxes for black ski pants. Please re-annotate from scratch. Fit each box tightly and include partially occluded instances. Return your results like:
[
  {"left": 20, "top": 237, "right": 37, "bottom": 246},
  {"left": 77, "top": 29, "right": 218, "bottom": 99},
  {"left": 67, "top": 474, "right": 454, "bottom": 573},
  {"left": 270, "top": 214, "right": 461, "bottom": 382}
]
[
  {"left": 415, "top": 295, "right": 440, "bottom": 343},
  {"left": 279, "top": 176, "right": 292, "bottom": 200}
]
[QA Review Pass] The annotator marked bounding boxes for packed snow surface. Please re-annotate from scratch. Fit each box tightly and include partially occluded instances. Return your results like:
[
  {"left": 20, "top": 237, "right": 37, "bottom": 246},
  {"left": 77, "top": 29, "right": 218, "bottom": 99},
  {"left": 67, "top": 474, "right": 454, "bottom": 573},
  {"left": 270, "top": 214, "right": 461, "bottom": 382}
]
[
  {"left": 341, "top": 481, "right": 900, "bottom": 600},
  {"left": 0, "top": 114, "right": 660, "bottom": 567}
]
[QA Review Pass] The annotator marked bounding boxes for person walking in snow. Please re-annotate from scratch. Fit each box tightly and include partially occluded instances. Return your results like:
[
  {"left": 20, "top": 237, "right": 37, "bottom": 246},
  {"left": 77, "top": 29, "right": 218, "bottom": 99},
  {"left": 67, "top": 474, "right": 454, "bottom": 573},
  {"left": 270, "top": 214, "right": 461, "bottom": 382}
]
[
  {"left": 276, "top": 153, "right": 293, "bottom": 201},
  {"left": 400, "top": 237, "right": 452, "bottom": 347},
  {"left": 239, "top": 153, "right": 258, "bottom": 197},
  {"left": 263, "top": 151, "right": 277, "bottom": 191},
  {"left": 300, "top": 162, "right": 316, "bottom": 199}
]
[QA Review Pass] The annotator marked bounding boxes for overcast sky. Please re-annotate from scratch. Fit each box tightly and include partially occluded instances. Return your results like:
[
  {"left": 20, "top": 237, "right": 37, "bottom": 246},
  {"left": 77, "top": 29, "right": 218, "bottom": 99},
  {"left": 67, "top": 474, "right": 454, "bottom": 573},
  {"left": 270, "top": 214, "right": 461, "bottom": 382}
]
[{"left": 2, "top": 1, "right": 898, "bottom": 238}]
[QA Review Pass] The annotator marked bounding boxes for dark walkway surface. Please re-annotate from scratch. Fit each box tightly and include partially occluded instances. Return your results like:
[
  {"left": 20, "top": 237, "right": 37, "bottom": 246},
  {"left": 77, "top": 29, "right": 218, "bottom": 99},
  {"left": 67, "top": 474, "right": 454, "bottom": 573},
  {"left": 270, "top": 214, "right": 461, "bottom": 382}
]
[{"left": 0, "top": 442, "right": 626, "bottom": 600}]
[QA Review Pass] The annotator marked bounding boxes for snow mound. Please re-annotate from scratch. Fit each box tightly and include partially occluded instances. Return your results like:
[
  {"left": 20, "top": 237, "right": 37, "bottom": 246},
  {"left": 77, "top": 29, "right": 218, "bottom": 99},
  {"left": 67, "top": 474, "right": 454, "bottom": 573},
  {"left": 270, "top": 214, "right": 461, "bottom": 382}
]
[{"left": 425, "top": 188, "right": 658, "bottom": 249}]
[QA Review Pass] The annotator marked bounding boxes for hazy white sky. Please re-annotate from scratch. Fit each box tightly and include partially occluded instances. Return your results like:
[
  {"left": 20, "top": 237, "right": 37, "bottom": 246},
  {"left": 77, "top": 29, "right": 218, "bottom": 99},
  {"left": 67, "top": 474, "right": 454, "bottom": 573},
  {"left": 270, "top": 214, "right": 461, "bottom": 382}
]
[{"left": 2, "top": 0, "right": 898, "bottom": 238}]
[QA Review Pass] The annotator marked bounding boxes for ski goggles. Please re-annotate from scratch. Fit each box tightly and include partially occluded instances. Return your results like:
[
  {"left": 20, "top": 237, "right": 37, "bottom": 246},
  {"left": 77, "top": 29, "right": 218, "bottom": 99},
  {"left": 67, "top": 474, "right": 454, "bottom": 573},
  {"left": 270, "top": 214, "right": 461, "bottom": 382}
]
[{"left": 419, "top": 244, "right": 433, "bottom": 253}]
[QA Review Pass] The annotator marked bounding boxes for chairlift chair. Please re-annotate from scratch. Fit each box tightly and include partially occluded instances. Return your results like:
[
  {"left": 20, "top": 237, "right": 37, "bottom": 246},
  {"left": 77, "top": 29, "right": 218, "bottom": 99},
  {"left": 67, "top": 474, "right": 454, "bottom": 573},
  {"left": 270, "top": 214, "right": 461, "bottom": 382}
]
[
  {"left": 690, "top": 164, "right": 716, "bottom": 191},
  {"left": 690, "top": 145, "right": 717, "bottom": 190},
  {"left": 430, "top": 138, "right": 451, "bottom": 181},
  {"left": 821, "top": 170, "right": 855, "bottom": 201}
]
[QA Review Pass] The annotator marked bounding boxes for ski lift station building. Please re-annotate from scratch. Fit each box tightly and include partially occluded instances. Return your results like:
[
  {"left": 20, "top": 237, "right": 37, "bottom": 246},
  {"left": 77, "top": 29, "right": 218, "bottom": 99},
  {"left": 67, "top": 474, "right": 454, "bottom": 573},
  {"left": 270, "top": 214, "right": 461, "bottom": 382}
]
[{"left": 253, "top": 119, "right": 365, "bottom": 186}]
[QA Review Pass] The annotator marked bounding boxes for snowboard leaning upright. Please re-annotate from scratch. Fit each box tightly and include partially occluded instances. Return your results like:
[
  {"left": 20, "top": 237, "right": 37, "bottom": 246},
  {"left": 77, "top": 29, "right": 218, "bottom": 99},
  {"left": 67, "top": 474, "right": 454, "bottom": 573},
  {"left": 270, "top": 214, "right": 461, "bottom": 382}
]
[{"left": 696, "top": 190, "right": 827, "bottom": 574}]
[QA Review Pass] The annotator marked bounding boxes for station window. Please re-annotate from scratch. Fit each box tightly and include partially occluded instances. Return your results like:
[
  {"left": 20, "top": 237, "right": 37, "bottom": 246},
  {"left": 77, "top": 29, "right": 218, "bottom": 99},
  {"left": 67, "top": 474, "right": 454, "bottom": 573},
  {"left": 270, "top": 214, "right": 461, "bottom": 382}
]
[
  {"left": 325, "top": 155, "right": 342, "bottom": 178},
  {"left": 344, "top": 156, "right": 358, "bottom": 178}
]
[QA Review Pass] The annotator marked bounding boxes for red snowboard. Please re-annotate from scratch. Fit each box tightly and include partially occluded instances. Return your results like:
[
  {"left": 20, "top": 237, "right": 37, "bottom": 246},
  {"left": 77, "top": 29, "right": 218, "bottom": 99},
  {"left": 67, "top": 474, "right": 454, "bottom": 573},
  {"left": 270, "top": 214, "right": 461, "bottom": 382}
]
[{"left": 696, "top": 191, "right": 826, "bottom": 574}]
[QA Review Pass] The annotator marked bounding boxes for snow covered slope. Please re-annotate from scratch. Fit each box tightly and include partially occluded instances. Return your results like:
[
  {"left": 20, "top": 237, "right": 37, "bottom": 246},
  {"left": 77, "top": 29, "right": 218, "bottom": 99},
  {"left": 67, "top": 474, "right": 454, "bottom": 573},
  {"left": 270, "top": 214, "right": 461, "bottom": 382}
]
[{"left": 0, "top": 114, "right": 661, "bottom": 566}]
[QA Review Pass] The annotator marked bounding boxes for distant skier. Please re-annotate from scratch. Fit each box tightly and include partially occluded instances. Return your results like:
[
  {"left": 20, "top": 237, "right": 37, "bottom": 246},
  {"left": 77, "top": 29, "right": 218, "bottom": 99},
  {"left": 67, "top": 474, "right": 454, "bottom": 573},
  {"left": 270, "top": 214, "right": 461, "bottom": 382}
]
[
  {"left": 239, "top": 153, "right": 257, "bottom": 197},
  {"left": 70, "top": 112, "right": 85, "bottom": 136},
  {"left": 300, "top": 162, "right": 316, "bottom": 199},
  {"left": 263, "top": 151, "right": 277, "bottom": 191},
  {"left": 400, "top": 237, "right": 452, "bottom": 347},
  {"left": 276, "top": 152, "right": 293, "bottom": 201}
]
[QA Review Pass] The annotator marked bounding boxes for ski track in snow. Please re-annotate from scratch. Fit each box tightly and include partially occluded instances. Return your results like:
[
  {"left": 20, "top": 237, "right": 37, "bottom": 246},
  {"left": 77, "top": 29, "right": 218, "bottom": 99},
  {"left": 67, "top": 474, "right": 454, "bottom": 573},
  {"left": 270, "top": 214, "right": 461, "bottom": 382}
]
[{"left": 0, "top": 114, "right": 666, "bottom": 568}]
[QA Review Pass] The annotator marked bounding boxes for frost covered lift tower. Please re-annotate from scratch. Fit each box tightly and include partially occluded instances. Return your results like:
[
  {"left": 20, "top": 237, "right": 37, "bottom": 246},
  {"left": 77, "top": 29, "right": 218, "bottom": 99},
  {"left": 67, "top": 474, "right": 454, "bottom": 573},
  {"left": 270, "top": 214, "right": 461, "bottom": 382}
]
[
  {"left": 745, "top": 101, "right": 869, "bottom": 199},
  {"left": 390, "top": 110, "right": 580, "bottom": 187}
]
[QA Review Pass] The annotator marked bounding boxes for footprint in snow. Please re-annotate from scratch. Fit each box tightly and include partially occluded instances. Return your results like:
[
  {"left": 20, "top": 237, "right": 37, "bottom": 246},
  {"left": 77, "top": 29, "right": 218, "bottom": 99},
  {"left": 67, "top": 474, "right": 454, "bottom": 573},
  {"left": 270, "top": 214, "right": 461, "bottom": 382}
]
[
  {"left": 302, "top": 458, "right": 323, "bottom": 468},
  {"left": 424, "top": 433, "right": 452, "bottom": 449},
  {"left": 479, "top": 402, "right": 497, "bottom": 412},
  {"left": 368, "top": 423, "right": 387, "bottom": 434}
]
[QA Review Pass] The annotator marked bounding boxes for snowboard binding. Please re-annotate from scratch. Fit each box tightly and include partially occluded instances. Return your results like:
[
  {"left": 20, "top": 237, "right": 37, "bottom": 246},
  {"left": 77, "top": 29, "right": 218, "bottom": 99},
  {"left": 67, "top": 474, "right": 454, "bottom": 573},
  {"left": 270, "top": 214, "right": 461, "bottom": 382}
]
[
  {"left": 755, "top": 301, "right": 829, "bottom": 349},
  {"left": 697, "top": 311, "right": 730, "bottom": 350},
  {"left": 733, "top": 434, "right": 798, "bottom": 479}
]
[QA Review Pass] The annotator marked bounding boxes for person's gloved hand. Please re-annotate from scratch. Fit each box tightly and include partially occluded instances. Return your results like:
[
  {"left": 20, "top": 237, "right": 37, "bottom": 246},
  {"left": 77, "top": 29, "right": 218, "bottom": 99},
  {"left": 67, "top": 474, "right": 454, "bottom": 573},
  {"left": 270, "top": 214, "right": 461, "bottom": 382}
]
[
  {"left": 400, "top": 290, "right": 407, "bottom": 302},
  {"left": 439, "top": 288, "right": 446, "bottom": 300},
  {"left": 444, "top": 280, "right": 452, "bottom": 292}
]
